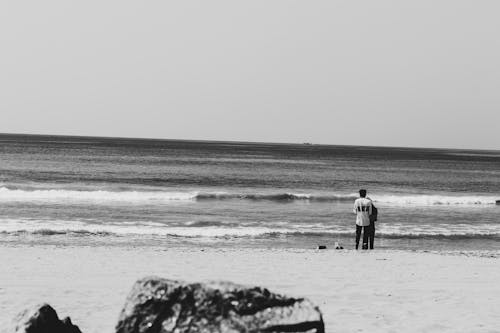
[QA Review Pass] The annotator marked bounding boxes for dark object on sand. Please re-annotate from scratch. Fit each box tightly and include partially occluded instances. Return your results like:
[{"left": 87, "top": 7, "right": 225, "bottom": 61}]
[
  {"left": 15, "top": 303, "right": 81, "bottom": 333},
  {"left": 116, "top": 276, "right": 325, "bottom": 333},
  {"left": 496, "top": 200, "right": 500, "bottom": 205},
  {"left": 317, "top": 245, "right": 327, "bottom": 249}
]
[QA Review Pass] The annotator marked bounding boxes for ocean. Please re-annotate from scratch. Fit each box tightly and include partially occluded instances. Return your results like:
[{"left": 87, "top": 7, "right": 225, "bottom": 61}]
[{"left": 0, "top": 133, "right": 499, "bottom": 251}]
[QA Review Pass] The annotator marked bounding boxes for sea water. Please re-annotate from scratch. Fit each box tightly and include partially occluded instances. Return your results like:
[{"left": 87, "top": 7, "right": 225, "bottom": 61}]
[{"left": 0, "top": 134, "right": 499, "bottom": 250}]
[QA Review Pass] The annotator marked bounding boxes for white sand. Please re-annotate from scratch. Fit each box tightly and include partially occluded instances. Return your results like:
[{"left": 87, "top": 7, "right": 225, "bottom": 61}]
[{"left": 0, "top": 245, "right": 499, "bottom": 333}]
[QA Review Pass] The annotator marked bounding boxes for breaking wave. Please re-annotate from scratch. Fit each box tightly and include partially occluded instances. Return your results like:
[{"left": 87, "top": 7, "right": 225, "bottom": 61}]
[
  {"left": 1, "top": 219, "right": 499, "bottom": 240},
  {"left": 195, "top": 192, "right": 357, "bottom": 202},
  {"left": 0, "top": 187, "right": 497, "bottom": 205}
]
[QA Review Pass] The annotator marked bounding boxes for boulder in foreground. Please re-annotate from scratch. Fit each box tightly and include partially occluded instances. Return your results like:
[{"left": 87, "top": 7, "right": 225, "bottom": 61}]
[
  {"left": 15, "top": 303, "right": 82, "bottom": 333},
  {"left": 116, "top": 277, "right": 325, "bottom": 333}
]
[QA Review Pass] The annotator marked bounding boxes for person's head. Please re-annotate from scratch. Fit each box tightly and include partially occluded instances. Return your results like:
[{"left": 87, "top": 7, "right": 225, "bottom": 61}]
[{"left": 359, "top": 189, "right": 367, "bottom": 198}]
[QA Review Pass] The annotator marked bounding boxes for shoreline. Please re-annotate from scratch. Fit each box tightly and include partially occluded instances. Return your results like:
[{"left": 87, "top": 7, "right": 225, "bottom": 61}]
[
  {"left": 1, "top": 244, "right": 499, "bottom": 333},
  {"left": 2, "top": 232, "right": 500, "bottom": 253}
]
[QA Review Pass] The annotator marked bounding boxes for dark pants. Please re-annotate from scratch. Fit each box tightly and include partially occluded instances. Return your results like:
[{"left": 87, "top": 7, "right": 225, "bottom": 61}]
[
  {"left": 368, "top": 222, "right": 375, "bottom": 249},
  {"left": 355, "top": 225, "right": 369, "bottom": 249}
]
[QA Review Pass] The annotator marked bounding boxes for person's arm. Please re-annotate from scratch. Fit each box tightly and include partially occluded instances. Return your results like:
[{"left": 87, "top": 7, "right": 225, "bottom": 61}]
[{"left": 353, "top": 201, "right": 357, "bottom": 214}]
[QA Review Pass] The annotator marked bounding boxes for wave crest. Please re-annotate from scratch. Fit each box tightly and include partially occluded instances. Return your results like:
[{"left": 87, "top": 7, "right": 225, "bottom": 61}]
[
  {"left": 1, "top": 219, "right": 499, "bottom": 240},
  {"left": 0, "top": 187, "right": 497, "bottom": 205}
]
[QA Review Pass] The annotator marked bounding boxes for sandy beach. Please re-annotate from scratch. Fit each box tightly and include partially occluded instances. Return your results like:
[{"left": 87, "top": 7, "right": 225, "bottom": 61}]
[
  {"left": 1, "top": 244, "right": 499, "bottom": 333},
  {"left": 2, "top": 0, "right": 500, "bottom": 331}
]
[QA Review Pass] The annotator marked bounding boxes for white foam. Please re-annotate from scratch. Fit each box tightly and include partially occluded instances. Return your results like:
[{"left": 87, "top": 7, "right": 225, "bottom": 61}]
[
  {"left": 0, "top": 187, "right": 496, "bottom": 206},
  {"left": 0, "top": 187, "right": 197, "bottom": 203},
  {"left": 0, "top": 218, "right": 285, "bottom": 237},
  {"left": 1, "top": 218, "right": 499, "bottom": 238},
  {"left": 377, "top": 223, "right": 500, "bottom": 236},
  {"left": 374, "top": 195, "right": 498, "bottom": 206}
]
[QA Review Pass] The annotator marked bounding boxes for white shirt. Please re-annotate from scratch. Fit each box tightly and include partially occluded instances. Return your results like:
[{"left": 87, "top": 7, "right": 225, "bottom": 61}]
[{"left": 353, "top": 197, "right": 373, "bottom": 226}]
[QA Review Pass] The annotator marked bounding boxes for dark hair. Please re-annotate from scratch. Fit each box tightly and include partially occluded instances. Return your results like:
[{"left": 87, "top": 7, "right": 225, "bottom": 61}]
[{"left": 359, "top": 189, "right": 367, "bottom": 197}]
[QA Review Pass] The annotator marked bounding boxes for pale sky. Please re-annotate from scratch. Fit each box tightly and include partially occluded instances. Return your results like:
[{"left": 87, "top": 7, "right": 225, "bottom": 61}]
[{"left": 1, "top": 1, "right": 499, "bottom": 149}]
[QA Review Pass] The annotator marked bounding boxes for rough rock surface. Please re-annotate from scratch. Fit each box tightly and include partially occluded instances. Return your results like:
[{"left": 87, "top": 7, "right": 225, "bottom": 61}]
[
  {"left": 15, "top": 303, "right": 82, "bottom": 333},
  {"left": 116, "top": 277, "right": 324, "bottom": 333}
]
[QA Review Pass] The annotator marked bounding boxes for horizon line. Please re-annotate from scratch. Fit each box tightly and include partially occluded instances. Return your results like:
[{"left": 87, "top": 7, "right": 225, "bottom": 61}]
[{"left": 0, "top": 131, "right": 498, "bottom": 153}]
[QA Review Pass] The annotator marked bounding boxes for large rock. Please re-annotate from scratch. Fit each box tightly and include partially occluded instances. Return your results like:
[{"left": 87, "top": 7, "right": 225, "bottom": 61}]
[
  {"left": 116, "top": 277, "right": 324, "bottom": 333},
  {"left": 15, "top": 303, "right": 82, "bottom": 333}
]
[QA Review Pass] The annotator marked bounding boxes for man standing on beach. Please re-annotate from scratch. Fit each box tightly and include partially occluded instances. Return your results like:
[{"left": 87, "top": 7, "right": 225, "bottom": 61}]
[{"left": 353, "top": 189, "right": 372, "bottom": 250}]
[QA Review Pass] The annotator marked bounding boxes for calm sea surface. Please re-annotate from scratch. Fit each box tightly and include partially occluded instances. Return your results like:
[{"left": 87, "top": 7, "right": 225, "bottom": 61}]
[{"left": 1, "top": 134, "right": 499, "bottom": 250}]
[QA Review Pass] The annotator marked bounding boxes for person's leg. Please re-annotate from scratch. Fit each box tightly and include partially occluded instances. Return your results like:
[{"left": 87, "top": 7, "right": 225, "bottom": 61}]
[
  {"left": 369, "top": 222, "right": 375, "bottom": 249},
  {"left": 362, "top": 226, "right": 369, "bottom": 249},
  {"left": 355, "top": 225, "right": 362, "bottom": 249}
]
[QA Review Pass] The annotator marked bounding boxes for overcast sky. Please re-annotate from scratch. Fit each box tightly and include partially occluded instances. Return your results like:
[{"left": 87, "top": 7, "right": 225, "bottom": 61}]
[{"left": 1, "top": 1, "right": 499, "bottom": 149}]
